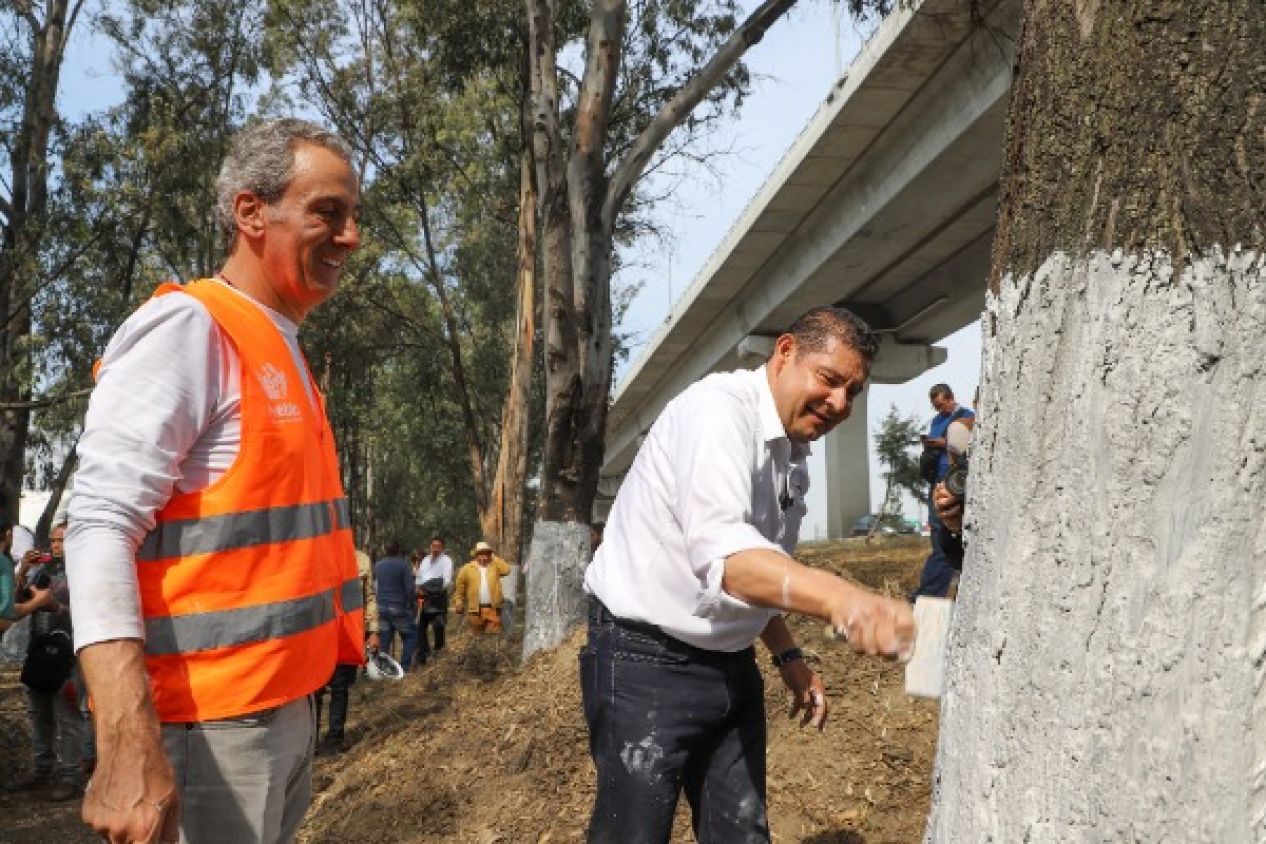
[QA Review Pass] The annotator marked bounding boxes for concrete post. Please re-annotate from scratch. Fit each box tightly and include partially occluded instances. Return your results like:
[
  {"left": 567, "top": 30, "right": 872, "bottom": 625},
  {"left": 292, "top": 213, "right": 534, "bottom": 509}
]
[{"left": 824, "top": 388, "right": 870, "bottom": 539}]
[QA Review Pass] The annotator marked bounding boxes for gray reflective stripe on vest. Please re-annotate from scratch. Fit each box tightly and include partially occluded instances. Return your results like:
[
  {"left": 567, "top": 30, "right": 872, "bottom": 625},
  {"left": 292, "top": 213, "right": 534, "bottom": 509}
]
[
  {"left": 339, "top": 576, "right": 363, "bottom": 612},
  {"left": 145, "top": 588, "right": 336, "bottom": 656},
  {"left": 138, "top": 498, "right": 349, "bottom": 561}
]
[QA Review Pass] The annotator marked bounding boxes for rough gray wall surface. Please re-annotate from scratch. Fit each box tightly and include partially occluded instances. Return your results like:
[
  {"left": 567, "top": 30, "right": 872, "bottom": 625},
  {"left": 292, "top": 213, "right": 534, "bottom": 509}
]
[
  {"left": 521, "top": 520, "right": 592, "bottom": 660},
  {"left": 926, "top": 249, "right": 1266, "bottom": 843}
]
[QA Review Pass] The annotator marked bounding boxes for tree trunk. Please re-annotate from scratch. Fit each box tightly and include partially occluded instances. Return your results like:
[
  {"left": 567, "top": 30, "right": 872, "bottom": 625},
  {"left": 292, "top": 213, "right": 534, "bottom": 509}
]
[
  {"left": 522, "top": 0, "right": 585, "bottom": 659},
  {"left": 0, "top": 0, "right": 76, "bottom": 516},
  {"left": 481, "top": 144, "right": 538, "bottom": 569},
  {"left": 926, "top": 2, "right": 1266, "bottom": 840},
  {"left": 867, "top": 478, "right": 895, "bottom": 543},
  {"left": 34, "top": 436, "right": 78, "bottom": 546},
  {"left": 416, "top": 194, "right": 491, "bottom": 518},
  {"left": 521, "top": 0, "right": 803, "bottom": 658}
]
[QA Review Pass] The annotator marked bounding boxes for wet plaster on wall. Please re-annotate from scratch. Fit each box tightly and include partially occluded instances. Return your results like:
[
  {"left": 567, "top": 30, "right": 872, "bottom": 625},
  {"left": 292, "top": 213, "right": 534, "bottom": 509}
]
[{"left": 926, "top": 247, "right": 1266, "bottom": 842}]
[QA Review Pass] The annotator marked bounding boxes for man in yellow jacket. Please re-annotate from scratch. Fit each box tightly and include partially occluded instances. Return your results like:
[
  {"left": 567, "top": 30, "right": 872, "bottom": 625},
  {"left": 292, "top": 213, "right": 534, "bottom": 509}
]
[{"left": 452, "top": 542, "right": 512, "bottom": 633}]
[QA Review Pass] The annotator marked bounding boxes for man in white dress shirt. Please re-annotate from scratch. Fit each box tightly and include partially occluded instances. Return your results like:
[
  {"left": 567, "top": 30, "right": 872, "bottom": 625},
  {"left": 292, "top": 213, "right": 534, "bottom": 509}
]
[
  {"left": 413, "top": 535, "right": 453, "bottom": 664},
  {"left": 582, "top": 306, "right": 916, "bottom": 843}
]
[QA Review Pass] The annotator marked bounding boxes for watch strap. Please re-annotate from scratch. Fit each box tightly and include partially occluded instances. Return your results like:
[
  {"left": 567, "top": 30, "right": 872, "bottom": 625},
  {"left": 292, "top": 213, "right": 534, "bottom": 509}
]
[{"left": 771, "top": 646, "right": 804, "bottom": 668}]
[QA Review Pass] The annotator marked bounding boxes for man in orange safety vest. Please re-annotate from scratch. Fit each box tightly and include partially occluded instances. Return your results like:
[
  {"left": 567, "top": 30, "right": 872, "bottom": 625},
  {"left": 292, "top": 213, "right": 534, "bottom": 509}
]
[{"left": 66, "top": 118, "right": 364, "bottom": 844}]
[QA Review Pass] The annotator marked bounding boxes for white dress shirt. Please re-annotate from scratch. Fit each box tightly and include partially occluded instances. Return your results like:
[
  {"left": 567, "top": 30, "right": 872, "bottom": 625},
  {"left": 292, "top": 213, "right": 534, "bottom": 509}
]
[
  {"left": 414, "top": 553, "right": 454, "bottom": 589},
  {"left": 584, "top": 365, "right": 810, "bottom": 652},
  {"left": 65, "top": 280, "right": 314, "bottom": 650}
]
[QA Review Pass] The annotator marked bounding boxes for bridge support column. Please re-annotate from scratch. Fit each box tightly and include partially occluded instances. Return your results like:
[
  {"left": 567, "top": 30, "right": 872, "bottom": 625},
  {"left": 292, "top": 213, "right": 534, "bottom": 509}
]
[{"left": 824, "top": 388, "right": 870, "bottom": 540}]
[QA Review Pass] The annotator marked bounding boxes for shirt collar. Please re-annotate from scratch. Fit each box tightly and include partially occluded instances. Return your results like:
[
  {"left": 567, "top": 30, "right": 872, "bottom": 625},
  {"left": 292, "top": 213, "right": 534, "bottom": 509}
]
[
  {"left": 753, "top": 365, "right": 785, "bottom": 443},
  {"left": 754, "top": 364, "right": 812, "bottom": 459}
]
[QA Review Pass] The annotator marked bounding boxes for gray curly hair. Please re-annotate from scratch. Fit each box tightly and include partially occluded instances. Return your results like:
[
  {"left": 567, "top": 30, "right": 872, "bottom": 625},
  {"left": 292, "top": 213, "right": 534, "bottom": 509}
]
[{"left": 215, "top": 118, "right": 354, "bottom": 250}]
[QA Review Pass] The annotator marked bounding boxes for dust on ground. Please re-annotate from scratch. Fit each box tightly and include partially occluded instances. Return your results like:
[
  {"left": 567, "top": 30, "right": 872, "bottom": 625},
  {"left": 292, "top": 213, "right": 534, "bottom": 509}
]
[{"left": 0, "top": 537, "right": 938, "bottom": 843}]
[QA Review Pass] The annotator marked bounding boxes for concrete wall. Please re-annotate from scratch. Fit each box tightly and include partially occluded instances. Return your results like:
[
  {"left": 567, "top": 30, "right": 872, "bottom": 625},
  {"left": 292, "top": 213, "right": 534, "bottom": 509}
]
[{"left": 824, "top": 390, "right": 870, "bottom": 539}]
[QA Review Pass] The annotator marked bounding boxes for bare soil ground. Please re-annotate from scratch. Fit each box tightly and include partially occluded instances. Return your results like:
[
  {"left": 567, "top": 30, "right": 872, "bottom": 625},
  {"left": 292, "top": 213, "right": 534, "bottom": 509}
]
[{"left": 0, "top": 537, "right": 937, "bottom": 843}]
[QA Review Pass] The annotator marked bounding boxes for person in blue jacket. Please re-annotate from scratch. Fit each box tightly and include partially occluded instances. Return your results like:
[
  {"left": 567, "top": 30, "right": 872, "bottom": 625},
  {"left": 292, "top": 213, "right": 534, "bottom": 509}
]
[{"left": 912, "top": 384, "right": 975, "bottom": 598}]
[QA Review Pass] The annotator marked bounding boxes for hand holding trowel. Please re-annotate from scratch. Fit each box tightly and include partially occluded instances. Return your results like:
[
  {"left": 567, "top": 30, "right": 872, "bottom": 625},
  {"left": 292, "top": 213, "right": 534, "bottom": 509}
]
[
  {"left": 903, "top": 596, "right": 954, "bottom": 698},
  {"left": 824, "top": 595, "right": 954, "bottom": 698}
]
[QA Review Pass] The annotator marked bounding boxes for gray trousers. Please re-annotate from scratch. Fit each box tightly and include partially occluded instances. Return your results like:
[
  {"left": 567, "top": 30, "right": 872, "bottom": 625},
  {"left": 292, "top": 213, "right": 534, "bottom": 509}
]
[
  {"left": 24, "top": 677, "right": 85, "bottom": 783},
  {"left": 162, "top": 696, "right": 315, "bottom": 844}
]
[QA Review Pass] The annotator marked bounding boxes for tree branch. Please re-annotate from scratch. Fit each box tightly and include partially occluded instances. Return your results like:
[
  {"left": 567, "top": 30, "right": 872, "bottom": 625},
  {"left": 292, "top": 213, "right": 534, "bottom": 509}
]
[
  {"left": 0, "top": 387, "right": 91, "bottom": 411},
  {"left": 603, "top": 0, "right": 799, "bottom": 228}
]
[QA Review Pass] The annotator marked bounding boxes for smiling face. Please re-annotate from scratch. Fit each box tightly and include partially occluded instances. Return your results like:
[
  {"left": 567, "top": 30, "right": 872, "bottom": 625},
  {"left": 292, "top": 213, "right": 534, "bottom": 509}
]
[
  {"left": 767, "top": 334, "right": 868, "bottom": 443},
  {"left": 240, "top": 142, "right": 361, "bottom": 322}
]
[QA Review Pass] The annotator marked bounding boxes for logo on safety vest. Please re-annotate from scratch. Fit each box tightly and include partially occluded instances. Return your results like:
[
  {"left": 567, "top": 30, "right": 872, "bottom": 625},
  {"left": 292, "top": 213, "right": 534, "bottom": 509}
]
[
  {"left": 259, "top": 363, "right": 302, "bottom": 421},
  {"left": 259, "top": 363, "right": 287, "bottom": 399}
]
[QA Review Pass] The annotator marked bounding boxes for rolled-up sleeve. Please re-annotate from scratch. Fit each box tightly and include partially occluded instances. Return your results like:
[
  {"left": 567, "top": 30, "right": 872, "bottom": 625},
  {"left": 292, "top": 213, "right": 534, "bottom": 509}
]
[
  {"left": 65, "top": 296, "right": 224, "bottom": 650},
  {"left": 670, "top": 392, "right": 783, "bottom": 619}
]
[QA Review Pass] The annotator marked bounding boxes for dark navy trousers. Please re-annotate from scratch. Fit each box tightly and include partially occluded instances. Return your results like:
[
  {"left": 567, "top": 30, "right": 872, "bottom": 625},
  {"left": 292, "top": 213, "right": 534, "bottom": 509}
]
[
  {"left": 913, "top": 489, "right": 965, "bottom": 599},
  {"left": 580, "top": 600, "right": 770, "bottom": 844}
]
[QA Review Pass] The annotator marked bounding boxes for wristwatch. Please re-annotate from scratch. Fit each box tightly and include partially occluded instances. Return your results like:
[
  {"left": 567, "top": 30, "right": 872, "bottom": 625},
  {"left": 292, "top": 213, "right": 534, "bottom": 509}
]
[{"left": 771, "top": 646, "right": 804, "bottom": 668}]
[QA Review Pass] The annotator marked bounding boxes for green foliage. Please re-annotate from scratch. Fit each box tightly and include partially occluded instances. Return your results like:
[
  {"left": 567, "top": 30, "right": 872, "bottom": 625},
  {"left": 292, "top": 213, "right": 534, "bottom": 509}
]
[
  {"left": 266, "top": 0, "right": 532, "bottom": 550},
  {"left": 8, "top": 0, "right": 909, "bottom": 544},
  {"left": 873, "top": 404, "right": 923, "bottom": 517},
  {"left": 20, "top": 0, "right": 269, "bottom": 485}
]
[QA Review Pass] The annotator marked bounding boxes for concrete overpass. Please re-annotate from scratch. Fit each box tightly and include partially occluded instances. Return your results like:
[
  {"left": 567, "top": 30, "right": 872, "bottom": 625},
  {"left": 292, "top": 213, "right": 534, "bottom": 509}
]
[{"left": 601, "top": 0, "right": 1022, "bottom": 536}]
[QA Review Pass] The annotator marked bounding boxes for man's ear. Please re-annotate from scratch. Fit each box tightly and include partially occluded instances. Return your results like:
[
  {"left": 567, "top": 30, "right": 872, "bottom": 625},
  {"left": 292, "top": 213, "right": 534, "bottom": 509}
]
[
  {"left": 233, "top": 192, "right": 267, "bottom": 241},
  {"left": 769, "top": 334, "right": 797, "bottom": 374}
]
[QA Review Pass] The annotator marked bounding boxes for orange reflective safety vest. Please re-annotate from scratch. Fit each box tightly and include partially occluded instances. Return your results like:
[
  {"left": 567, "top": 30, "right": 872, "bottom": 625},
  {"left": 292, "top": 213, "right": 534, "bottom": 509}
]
[{"left": 130, "top": 279, "right": 364, "bottom": 723}]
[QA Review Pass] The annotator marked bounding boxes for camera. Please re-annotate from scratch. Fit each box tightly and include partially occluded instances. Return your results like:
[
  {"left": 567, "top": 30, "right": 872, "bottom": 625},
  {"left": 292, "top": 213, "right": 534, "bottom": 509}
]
[
  {"left": 943, "top": 456, "right": 968, "bottom": 500},
  {"left": 942, "top": 419, "right": 973, "bottom": 501},
  {"left": 16, "top": 569, "right": 51, "bottom": 602}
]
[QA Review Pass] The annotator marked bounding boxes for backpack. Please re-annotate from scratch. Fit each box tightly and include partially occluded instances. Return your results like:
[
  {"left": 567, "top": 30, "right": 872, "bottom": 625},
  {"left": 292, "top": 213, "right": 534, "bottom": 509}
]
[
  {"left": 418, "top": 577, "right": 448, "bottom": 615},
  {"left": 21, "top": 626, "right": 74, "bottom": 693}
]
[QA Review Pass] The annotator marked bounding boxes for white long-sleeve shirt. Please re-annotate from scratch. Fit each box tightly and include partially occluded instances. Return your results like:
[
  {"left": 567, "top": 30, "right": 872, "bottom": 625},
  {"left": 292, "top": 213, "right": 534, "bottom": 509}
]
[
  {"left": 583, "top": 365, "right": 809, "bottom": 652},
  {"left": 414, "top": 553, "right": 454, "bottom": 589},
  {"left": 65, "top": 280, "right": 314, "bottom": 651}
]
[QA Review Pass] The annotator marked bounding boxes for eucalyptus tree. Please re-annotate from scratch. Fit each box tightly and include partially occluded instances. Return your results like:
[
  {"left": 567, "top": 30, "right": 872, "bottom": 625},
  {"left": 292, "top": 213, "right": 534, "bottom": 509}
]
[
  {"left": 873, "top": 405, "right": 923, "bottom": 533},
  {"left": 926, "top": 2, "right": 1266, "bottom": 839},
  {"left": 268, "top": 0, "right": 532, "bottom": 556},
  {"left": 15, "top": 0, "right": 269, "bottom": 527},
  {"left": 520, "top": 0, "right": 899, "bottom": 655},
  {"left": 0, "top": 0, "right": 84, "bottom": 516}
]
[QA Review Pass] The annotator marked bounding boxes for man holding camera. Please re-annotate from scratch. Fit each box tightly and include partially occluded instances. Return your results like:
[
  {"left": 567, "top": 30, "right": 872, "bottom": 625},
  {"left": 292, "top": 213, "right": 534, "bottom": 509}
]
[
  {"left": 913, "top": 384, "right": 975, "bottom": 599},
  {"left": 6, "top": 522, "right": 85, "bottom": 802},
  {"left": 414, "top": 535, "right": 453, "bottom": 664}
]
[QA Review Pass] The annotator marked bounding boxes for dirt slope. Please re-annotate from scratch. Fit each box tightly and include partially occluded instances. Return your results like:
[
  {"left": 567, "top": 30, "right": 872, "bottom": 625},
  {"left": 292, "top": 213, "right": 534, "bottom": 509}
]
[
  {"left": 0, "top": 537, "right": 938, "bottom": 843},
  {"left": 301, "top": 537, "right": 937, "bottom": 844}
]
